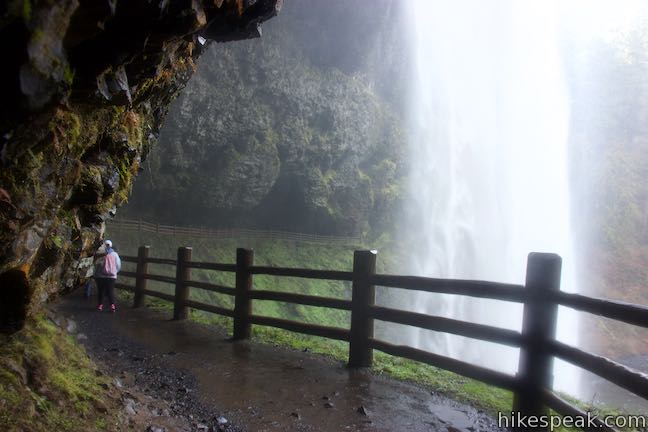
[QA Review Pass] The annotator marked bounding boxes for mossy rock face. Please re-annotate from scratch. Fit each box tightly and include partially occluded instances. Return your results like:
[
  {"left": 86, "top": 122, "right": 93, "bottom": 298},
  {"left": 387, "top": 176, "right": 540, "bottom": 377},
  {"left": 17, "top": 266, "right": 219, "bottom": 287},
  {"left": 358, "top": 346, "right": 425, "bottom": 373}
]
[
  {"left": 0, "top": 1, "right": 282, "bottom": 330},
  {"left": 125, "top": 1, "right": 409, "bottom": 236},
  {"left": 70, "top": 165, "right": 104, "bottom": 206}
]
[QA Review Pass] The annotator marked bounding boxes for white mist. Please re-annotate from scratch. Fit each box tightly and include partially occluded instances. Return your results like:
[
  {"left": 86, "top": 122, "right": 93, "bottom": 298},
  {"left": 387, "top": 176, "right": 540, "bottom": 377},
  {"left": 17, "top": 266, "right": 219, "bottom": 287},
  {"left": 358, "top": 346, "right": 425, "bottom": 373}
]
[{"left": 402, "top": 0, "right": 580, "bottom": 395}]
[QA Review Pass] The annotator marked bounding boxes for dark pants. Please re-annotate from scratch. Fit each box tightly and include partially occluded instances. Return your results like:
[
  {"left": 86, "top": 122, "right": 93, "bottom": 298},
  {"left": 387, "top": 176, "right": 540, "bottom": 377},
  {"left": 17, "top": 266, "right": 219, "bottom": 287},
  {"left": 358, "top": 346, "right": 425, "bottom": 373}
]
[
  {"left": 96, "top": 278, "right": 116, "bottom": 306},
  {"left": 84, "top": 278, "right": 95, "bottom": 298}
]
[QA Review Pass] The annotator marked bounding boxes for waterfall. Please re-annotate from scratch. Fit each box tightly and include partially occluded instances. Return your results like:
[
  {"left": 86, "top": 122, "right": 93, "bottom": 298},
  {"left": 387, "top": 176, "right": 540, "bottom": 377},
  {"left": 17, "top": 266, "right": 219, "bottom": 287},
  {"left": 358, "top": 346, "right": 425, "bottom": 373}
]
[{"left": 402, "top": 0, "right": 580, "bottom": 395}]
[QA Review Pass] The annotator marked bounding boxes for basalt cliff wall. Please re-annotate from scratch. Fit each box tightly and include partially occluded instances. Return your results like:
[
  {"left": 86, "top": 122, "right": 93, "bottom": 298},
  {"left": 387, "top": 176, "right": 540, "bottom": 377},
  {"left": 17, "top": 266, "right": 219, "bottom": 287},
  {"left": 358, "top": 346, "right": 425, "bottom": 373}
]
[{"left": 0, "top": 0, "right": 281, "bottom": 332}]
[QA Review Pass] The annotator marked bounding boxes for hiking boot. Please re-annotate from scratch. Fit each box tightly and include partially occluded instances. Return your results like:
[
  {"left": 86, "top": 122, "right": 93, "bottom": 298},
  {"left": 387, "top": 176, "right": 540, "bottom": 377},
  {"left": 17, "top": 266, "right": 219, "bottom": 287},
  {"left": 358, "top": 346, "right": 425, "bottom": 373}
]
[
  {"left": 97, "top": 304, "right": 103, "bottom": 312},
  {"left": 110, "top": 304, "right": 116, "bottom": 313}
]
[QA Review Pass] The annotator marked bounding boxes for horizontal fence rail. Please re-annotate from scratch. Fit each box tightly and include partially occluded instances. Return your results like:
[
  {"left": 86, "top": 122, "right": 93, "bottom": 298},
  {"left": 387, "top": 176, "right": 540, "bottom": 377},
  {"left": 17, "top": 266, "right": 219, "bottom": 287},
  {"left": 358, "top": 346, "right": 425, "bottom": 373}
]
[
  {"left": 369, "top": 338, "right": 520, "bottom": 392},
  {"left": 250, "top": 290, "right": 352, "bottom": 310},
  {"left": 112, "top": 244, "right": 648, "bottom": 432},
  {"left": 250, "top": 314, "right": 351, "bottom": 342},
  {"left": 251, "top": 266, "right": 354, "bottom": 281},
  {"left": 368, "top": 305, "right": 524, "bottom": 347},
  {"left": 107, "top": 218, "right": 362, "bottom": 245},
  {"left": 549, "top": 340, "right": 648, "bottom": 401},
  {"left": 549, "top": 290, "right": 648, "bottom": 329},
  {"left": 370, "top": 273, "right": 527, "bottom": 302}
]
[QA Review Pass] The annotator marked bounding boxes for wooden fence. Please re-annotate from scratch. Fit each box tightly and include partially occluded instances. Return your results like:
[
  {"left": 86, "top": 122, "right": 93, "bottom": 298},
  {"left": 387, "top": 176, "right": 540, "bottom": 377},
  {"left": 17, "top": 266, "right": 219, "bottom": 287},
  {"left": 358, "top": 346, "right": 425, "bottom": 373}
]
[
  {"left": 107, "top": 218, "right": 362, "bottom": 246},
  {"left": 115, "top": 245, "right": 648, "bottom": 432}
]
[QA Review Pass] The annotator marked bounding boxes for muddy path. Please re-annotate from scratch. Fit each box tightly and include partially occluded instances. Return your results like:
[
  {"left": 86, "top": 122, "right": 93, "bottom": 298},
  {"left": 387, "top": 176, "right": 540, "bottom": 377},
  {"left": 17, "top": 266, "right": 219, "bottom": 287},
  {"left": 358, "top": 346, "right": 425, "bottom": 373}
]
[{"left": 56, "top": 290, "right": 508, "bottom": 432}]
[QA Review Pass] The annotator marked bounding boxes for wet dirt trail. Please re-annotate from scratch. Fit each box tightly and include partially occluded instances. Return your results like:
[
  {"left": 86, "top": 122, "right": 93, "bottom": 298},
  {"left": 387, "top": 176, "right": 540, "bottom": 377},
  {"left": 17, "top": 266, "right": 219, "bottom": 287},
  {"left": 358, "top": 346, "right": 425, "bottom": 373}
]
[{"left": 57, "top": 290, "right": 508, "bottom": 432}]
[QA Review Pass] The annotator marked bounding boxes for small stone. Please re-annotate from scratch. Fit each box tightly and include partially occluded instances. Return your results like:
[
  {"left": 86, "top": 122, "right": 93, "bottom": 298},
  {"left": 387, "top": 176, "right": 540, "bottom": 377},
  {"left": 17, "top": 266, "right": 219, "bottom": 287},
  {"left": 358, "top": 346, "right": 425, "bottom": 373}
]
[
  {"left": 76, "top": 333, "right": 88, "bottom": 341},
  {"left": 324, "top": 402, "right": 334, "bottom": 409},
  {"left": 356, "top": 405, "right": 370, "bottom": 416},
  {"left": 93, "top": 399, "right": 108, "bottom": 414},
  {"left": 66, "top": 320, "right": 77, "bottom": 333},
  {"left": 290, "top": 412, "right": 301, "bottom": 419},
  {"left": 196, "top": 423, "right": 208, "bottom": 431},
  {"left": 146, "top": 427, "right": 166, "bottom": 432},
  {"left": 125, "top": 405, "right": 136, "bottom": 416},
  {"left": 114, "top": 378, "right": 123, "bottom": 388},
  {"left": 216, "top": 416, "right": 228, "bottom": 425}
]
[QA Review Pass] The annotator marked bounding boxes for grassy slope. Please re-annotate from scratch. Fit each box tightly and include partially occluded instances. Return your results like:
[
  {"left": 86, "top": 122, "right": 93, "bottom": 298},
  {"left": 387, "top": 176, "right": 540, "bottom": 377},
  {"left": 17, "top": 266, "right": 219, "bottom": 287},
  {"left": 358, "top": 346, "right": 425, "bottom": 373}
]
[{"left": 0, "top": 314, "right": 111, "bottom": 432}]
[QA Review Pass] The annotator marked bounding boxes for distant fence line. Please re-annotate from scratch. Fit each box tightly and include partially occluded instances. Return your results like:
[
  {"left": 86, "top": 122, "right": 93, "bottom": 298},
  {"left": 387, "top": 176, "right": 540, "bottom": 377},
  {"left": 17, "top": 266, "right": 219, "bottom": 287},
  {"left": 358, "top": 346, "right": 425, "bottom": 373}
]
[{"left": 107, "top": 218, "right": 362, "bottom": 246}]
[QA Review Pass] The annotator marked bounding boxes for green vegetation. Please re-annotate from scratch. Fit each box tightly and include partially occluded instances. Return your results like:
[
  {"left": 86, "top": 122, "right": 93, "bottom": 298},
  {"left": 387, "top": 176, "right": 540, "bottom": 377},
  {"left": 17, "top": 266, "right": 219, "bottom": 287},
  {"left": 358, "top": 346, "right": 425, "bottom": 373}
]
[
  {"left": 22, "top": 0, "right": 32, "bottom": 22},
  {"left": 0, "top": 314, "right": 111, "bottom": 432}
]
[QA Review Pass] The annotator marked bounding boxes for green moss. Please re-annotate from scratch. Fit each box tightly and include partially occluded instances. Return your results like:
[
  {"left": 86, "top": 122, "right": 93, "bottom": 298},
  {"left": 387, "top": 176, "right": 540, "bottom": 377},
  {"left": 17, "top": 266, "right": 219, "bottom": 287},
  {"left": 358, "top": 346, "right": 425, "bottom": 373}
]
[
  {"left": 50, "top": 234, "right": 63, "bottom": 249},
  {"left": 114, "top": 158, "right": 134, "bottom": 204},
  {"left": 22, "top": 0, "right": 32, "bottom": 22},
  {"left": 32, "top": 28, "right": 44, "bottom": 41},
  {"left": 133, "top": 78, "right": 156, "bottom": 101},
  {"left": 120, "top": 111, "right": 144, "bottom": 149},
  {"left": 63, "top": 64, "right": 75, "bottom": 86},
  {"left": 0, "top": 314, "right": 112, "bottom": 432},
  {"left": 49, "top": 108, "right": 82, "bottom": 155},
  {"left": 95, "top": 418, "right": 108, "bottom": 429}
]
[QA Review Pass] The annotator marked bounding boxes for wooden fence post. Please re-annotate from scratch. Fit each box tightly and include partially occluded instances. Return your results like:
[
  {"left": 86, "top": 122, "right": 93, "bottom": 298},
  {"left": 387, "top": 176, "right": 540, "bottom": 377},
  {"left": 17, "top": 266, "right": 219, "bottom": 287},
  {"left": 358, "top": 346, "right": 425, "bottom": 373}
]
[
  {"left": 173, "top": 247, "right": 192, "bottom": 320},
  {"left": 133, "top": 245, "right": 149, "bottom": 308},
  {"left": 348, "top": 250, "right": 377, "bottom": 367},
  {"left": 513, "top": 252, "right": 562, "bottom": 427},
  {"left": 233, "top": 248, "right": 254, "bottom": 340}
]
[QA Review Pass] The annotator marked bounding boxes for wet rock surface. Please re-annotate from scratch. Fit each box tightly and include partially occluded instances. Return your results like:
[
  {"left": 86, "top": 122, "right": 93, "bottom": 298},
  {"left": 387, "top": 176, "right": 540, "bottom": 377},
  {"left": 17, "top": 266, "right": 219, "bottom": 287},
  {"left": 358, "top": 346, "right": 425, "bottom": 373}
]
[{"left": 57, "top": 290, "right": 508, "bottom": 432}]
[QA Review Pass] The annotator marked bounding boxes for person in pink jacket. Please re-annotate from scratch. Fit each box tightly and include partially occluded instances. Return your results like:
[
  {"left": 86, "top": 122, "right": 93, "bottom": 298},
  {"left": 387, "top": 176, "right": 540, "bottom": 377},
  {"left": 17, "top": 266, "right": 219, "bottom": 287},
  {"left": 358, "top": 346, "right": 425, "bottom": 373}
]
[{"left": 94, "top": 240, "right": 122, "bottom": 312}]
